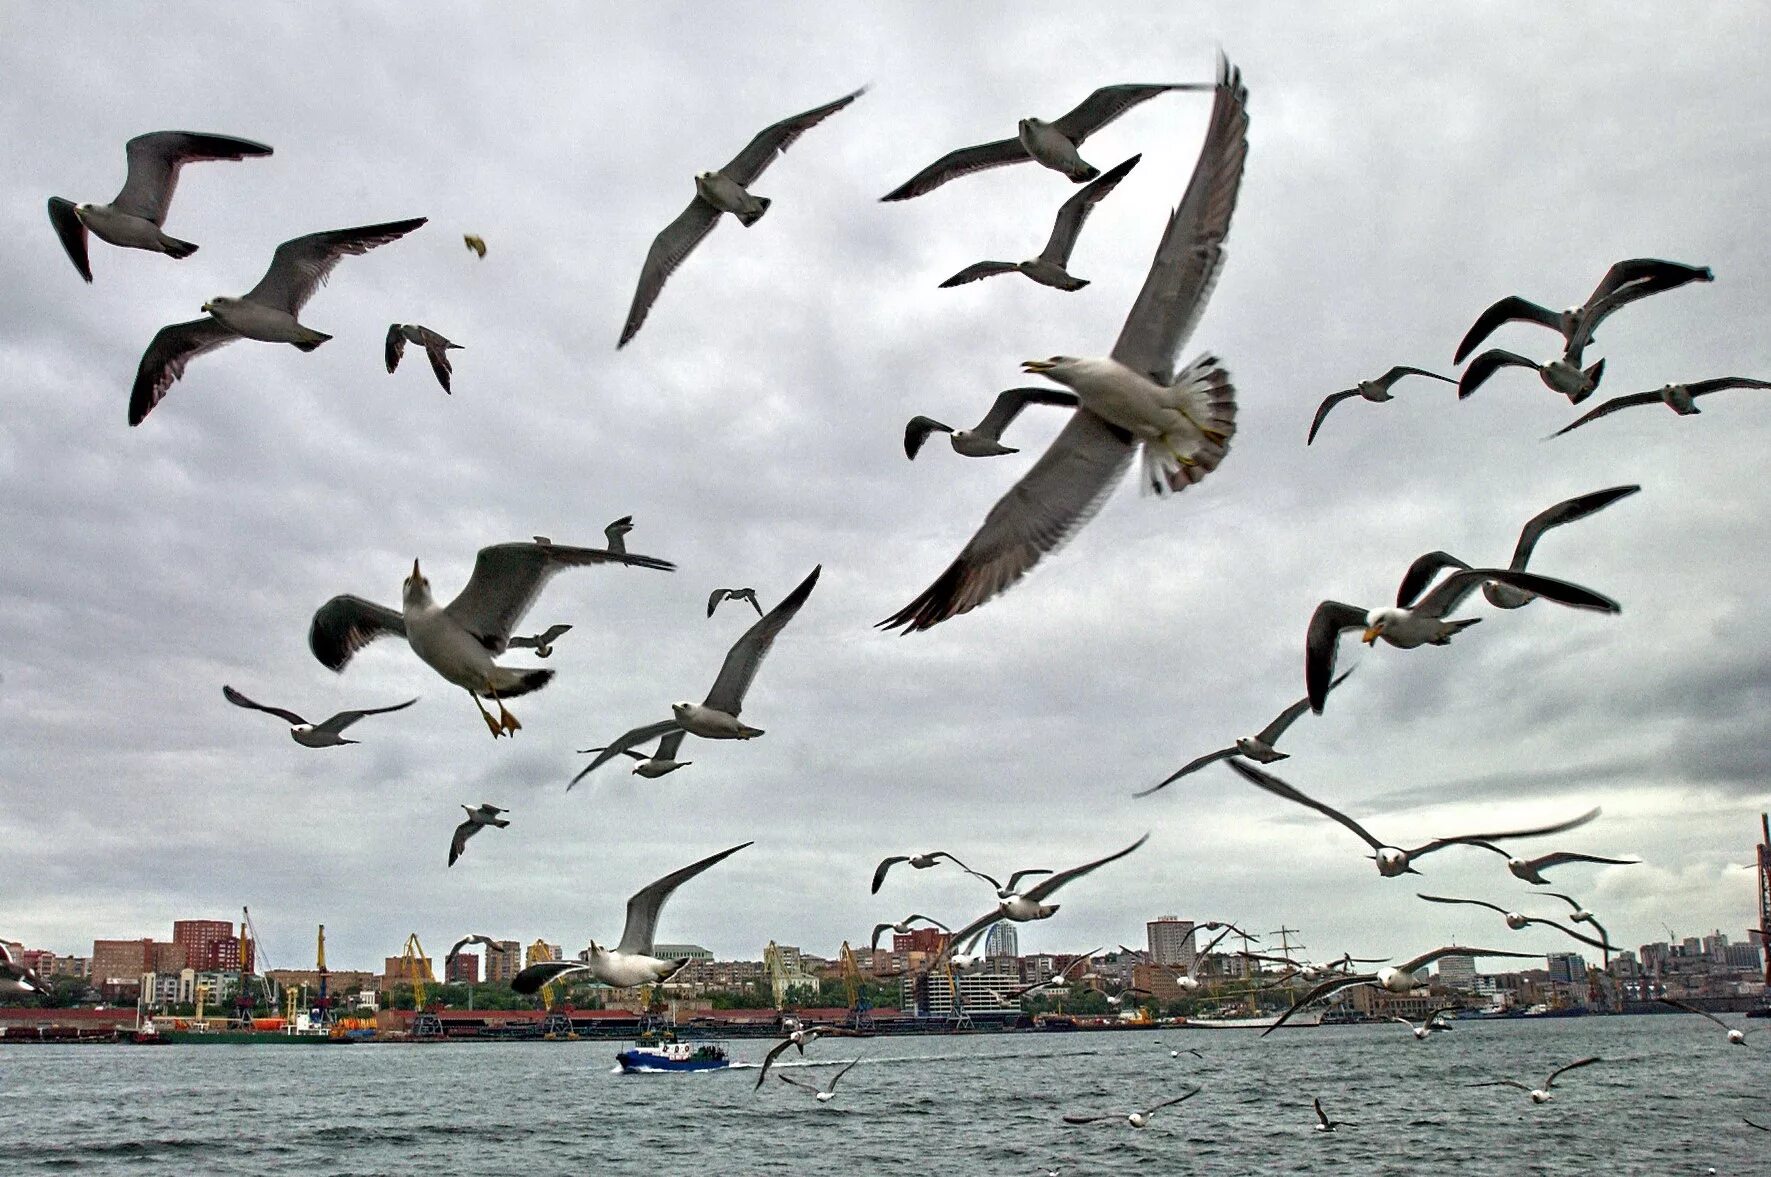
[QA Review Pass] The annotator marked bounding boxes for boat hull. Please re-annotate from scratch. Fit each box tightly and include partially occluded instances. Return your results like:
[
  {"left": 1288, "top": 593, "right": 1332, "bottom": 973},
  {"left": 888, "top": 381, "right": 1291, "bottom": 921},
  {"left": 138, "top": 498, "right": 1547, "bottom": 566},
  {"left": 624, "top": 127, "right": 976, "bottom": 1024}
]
[{"left": 616, "top": 1050, "right": 728, "bottom": 1073}]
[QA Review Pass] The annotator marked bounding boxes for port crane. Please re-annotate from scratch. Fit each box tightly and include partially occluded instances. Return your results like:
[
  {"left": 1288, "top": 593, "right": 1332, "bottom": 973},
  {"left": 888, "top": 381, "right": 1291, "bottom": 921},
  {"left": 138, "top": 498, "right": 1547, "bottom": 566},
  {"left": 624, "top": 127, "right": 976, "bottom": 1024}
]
[
  {"left": 232, "top": 906, "right": 258, "bottom": 1026},
  {"left": 839, "top": 942, "right": 873, "bottom": 1030},
  {"left": 764, "top": 941, "right": 788, "bottom": 1010},
  {"left": 402, "top": 933, "right": 444, "bottom": 1037},
  {"left": 313, "top": 925, "right": 334, "bottom": 1026}
]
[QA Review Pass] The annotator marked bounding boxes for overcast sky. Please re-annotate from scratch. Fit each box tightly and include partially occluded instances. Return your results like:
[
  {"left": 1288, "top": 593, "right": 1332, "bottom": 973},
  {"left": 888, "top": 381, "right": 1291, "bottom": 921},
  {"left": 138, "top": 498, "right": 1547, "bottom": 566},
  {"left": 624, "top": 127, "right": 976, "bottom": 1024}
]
[{"left": 3, "top": 4, "right": 1768, "bottom": 977}]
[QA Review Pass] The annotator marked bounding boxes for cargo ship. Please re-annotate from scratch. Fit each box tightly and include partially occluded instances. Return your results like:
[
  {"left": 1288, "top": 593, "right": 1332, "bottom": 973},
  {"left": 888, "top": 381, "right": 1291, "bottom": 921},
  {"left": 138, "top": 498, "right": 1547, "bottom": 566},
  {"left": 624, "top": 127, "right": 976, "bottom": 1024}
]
[{"left": 615, "top": 1029, "right": 729, "bottom": 1073}]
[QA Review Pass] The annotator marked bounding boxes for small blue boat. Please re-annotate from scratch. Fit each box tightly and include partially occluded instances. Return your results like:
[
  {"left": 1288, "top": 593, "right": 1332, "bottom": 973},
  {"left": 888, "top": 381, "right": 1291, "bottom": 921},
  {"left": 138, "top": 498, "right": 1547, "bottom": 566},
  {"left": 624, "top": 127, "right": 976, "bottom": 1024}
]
[{"left": 616, "top": 1029, "right": 729, "bottom": 1073}]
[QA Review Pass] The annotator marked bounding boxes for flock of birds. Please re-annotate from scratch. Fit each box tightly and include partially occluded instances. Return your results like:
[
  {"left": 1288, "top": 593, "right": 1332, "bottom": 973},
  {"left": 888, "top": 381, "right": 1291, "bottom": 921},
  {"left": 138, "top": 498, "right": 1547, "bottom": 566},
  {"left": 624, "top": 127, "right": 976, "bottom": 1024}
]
[{"left": 21, "top": 47, "right": 1763, "bottom": 1134}]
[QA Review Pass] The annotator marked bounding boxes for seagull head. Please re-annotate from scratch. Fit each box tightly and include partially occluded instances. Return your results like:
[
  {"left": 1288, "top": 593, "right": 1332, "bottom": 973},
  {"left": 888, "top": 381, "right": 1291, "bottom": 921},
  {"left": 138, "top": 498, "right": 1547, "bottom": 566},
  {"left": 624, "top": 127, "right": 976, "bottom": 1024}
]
[
  {"left": 1362, "top": 608, "right": 1402, "bottom": 643},
  {"left": 1503, "top": 912, "right": 1528, "bottom": 930},
  {"left": 403, "top": 560, "right": 432, "bottom": 605},
  {"left": 1372, "top": 848, "right": 1416, "bottom": 876},
  {"left": 1021, "top": 356, "right": 1079, "bottom": 385},
  {"left": 1375, "top": 965, "right": 1413, "bottom": 992}
]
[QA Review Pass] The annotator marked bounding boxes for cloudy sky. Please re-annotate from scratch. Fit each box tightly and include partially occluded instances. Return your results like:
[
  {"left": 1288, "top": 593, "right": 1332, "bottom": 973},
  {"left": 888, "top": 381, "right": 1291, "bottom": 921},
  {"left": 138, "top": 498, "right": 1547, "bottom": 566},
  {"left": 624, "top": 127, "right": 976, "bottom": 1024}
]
[{"left": 3, "top": 4, "right": 1768, "bottom": 977}]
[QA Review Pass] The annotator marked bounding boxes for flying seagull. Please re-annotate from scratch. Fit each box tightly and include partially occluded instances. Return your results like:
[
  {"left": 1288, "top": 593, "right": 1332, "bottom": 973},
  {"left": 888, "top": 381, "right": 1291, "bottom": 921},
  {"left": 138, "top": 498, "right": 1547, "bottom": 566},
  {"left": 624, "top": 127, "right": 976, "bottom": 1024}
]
[
  {"left": 1392, "top": 1006, "right": 1461, "bottom": 1040},
  {"left": 508, "top": 623, "right": 573, "bottom": 658},
  {"left": 869, "top": 915, "right": 950, "bottom": 951},
  {"left": 777, "top": 1057, "right": 863, "bottom": 1104},
  {"left": 444, "top": 934, "right": 499, "bottom": 967},
  {"left": 1543, "top": 892, "right": 1614, "bottom": 956},
  {"left": 448, "top": 803, "right": 509, "bottom": 867},
  {"left": 1453, "top": 259, "right": 1712, "bottom": 364},
  {"left": 881, "top": 57, "right": 1248, "bottom": 632},
  {"left": 385, "top": 324, "right": 462, "bottom": 393},
  {"left": 1130, "top": 927, "right": 1235, "bottom": 992},
  {"left": 871, "top": 851, "right": 975, "bottom": 894},
  {"left": 938, "top": 155, "right": 1140, "bottom": 291},
  {"left": 572, "top": 566, "right": 819, "bottom": 784},
  {"left": 1395, "top": 486, "right": 1640, "bottom": 610},
  {"left": 938, "top": 835, "right": 1150, "bottom": 964},
  {"left": 1062, "top": 1086, "right": 1199, "bottom": 1128},
  {"left": 309, "top": 536, "right": 674, "bottom": 738},
  {"left": 221, "top": 684, "right": 416, "bottom": 747},
  {"left": 1457, "top": 316, "right": 1610, "bottom": 405},
  {"left": 1262, "top": 946, "right": 1535, "bottom": 1036},
  {"left": 1549, "top": 377, "right": 1771, "bottom": 437},
  {"left": 1463, "top": 842, "right": 1639, "bottom": 885},
  {"left": 904, "top": 388, "right": 1080, "bottom": 460},
  {"left": 1414, "top": 894, "right": 1616, "bottom": 955},
  {"left": 1472, "top": 1057, "right": 1602, "bottom": 1104},
  {"left": 618, "top": 87, "right": 865, "bottom": 347},
  {"left": 755, "top": 1026, "right": 865, "bottom": 1090},
  {"left": 511, "top": 842, "right": 751, "bottom": 990},
  {"left": 47, "top": 131, "right": 273, "bottom": 283},
  {"left": 707, "top": 588, "right": 763, "bottom": 618},
  {"left": 0, "top": 942, "right": 44, "bottom": 997},
  {"left": 882, "top": 82, "right": 1208, "bottom": 201},
  {"left": 1003, "top": 949, "right": 1103, "bottom": 1000},
  {"left": 1137, "top": 671, "right": 1351, "bottom": 796},
  {"left": 961, "top": 865, "right": 1055, "bottom": 899},
  {"left": 1223, "top": 761, "right": 1604, "bottom": 878},
  {"left": 577, "top": 730, "right": 693, "bottom": 780},
  {"left": 1304, "top": 566, "right": 1619, "bottom": 713},
  {"left": 1313, "top": 1097, "right": 1353, "bottom": 1132},
  {"left": 1306, "top": 366, "right": 1457, "bottom": 445},
  {"left": 1655, "top": 997, "right": 1754, "bottom": 1046},
  {"left": 1245, "top": 950, "right": 1389, "bottom": 987},
  {"left": 129, "top": 216, "right": 427, "bottom": 425}
]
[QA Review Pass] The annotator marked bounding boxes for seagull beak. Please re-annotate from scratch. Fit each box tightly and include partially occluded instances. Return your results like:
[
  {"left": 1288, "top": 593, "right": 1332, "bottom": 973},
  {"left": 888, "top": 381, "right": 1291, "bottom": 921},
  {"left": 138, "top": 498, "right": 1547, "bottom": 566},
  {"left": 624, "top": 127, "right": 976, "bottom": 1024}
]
[
  {"left": 412, "top": 559, "right": 422, "bottom": 579},
  {"left": 1361, "top": 626, "right": 1382, "bottom": 644},
  {"left": 1021, "top": 359, "right": 1054, "bottom": 374}
]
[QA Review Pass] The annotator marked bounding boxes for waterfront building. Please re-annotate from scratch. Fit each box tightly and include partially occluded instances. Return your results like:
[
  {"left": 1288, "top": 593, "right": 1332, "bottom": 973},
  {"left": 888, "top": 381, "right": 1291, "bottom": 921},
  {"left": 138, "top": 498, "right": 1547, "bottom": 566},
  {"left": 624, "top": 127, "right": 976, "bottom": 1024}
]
[
  {"left": 90, "top": 940, "right": 153, "bottom": 995},
  {"left": 172, "top": 920, "right": 235, "bottom": 972},
  {"left": 893, "top": 927, "right": 948, "bottom": 956},
  {"left": 1146, "top": 917, "right": 1196, "bottom": 969},
  {"left": 984, "top": 922, "right": 1018, "bottom": 958},
  {"left": 446, "top": 952, "right": 480, "bottom": 984},
  {"left": 383, "top": 954, "right": 435, "bottom": 985},
  {"left": 898, "top": 968, "right": 1023, "bottom": 1016},
  {"left": 652, "top": 944, "right": 713, "bottom": 962},
  {"left": 1436, "top": 953, "right": 1477, "bottom": 991},
  {"left": 1547, "top": 952, "right": 1586, "bottom": 985},
  {"left": 484, "top": 940, "right": 523, "bottom": 984}
]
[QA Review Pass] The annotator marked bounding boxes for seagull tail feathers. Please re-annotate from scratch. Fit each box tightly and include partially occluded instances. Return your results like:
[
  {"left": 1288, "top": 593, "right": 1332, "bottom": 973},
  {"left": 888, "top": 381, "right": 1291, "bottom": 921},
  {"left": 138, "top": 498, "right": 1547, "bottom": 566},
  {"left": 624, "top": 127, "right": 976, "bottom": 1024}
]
[
  {"left": 291, "top": 329, "right": 333, "bottom": 353},
  {"left": 1142, "top": 355, "right": 1236, "bottom": 497},
  {"left": 487, "top": 667, "right": 554, "bottom": 699},
  {"left": 160, "top": 235, "right": 199, "bottom": 260},
  {"left": 736, "top": 198, "right": 771, "bottom": 227}
]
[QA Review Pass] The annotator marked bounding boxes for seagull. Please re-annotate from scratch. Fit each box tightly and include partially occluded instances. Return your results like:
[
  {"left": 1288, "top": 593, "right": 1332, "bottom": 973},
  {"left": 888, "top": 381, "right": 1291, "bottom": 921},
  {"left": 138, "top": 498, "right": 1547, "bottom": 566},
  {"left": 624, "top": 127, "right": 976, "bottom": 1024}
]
[
  {"left": 47, "top": 131, "right": 273, "bottom": 283},
  {"left": 1655, "top": 997, "right": 1754, "bottom": 1045},
  {"left": 1453, "top": 259, "right": 1712, "bottom": 364},
  {"left": 1457, "top": 336, "right": 1607, "bottom": 405},
  {"left": 1549, "top": 377, "right": 1771, "bottom": 437},
  {"left": 221, "top": 684, "right": 416, "bottom": 747},
  {"left": 1392, "top": 1006, "right": 1461, "bottom": 1040},
  {"left": 578, "top": 731, "right": 694, "bottom": 780},
  {"left": 572, "top": 566, "right": 819, "bottom": 783},
  {"left": 1472, "top": 1057, "right": 1602, "bottom": 1104},
  {"left": 463, "top": 234, "right": 487, "bottom": 258},
  {"left": 309, "top": 536, "right": 674, "bottom": 738},
  {"left": 511, "top": 842, "right": 752, "bottom": 992},
  {"left": 938, "top": 155, "right": 1140, "bottom": 291},
  {"left": 1306, "top": 366, "right": 1457, "bottom": 445},
  {"left": 1137, "top": 927, "right": 1235, "bottom": 992},
  {"left": 1137, "top": 672, "right": 1351, "bottom": 796},
  {"left": 1304, "top": 566, "right": 1620, "bottom": 713},
  {"left": 1170, "top": 1047, "right": 1204, "bottom": 1059},
  {"left": 755, "top": 1027, "right": 865, "bottom": 1090},
  {"left": 1062, "top": 1086, "right": 1200, "bottom": 1128},
  {"left": 1262, "top": 947, "right": 1535, "bottom": 1036},
  {"left": 881, "top": 58, "right": 1248, "bottom": 632},
  {"left": 618, "top": 87, "right": 865, "bottom": 347},
  {"left": 1245, "top": 950, "right": 1389, "bottom": 985},
  {"left": 777, "top": 1057, "right": 863, "bottom": 1104},
  {"left": 1003, "top": 949, "right": 1103, "bottom": 1000},
  {"left": 508, "top": 624, "right": 573, "bottom": 658},
  {"left": 1463, "top": 843, "right": 1640, "bottom": 886},
  {"left": 938, "top": 835, "right": 1150, "bottom": 965},
  {"left": 903, "top": 388, "right": 1080, "bottom": 459},
  {"left": 385, "top": 324, "right": 462, "bottom": 393},
  {"left": 0, "top": 942, "right": 44, "bottom": 997},
  {"left": 444, "top": 934, "right": 499, "bottom": 967},
  {"left": 1415, "top": 894, "right": 1615, "bottom": 954},
  {"left": 871, "top": 851, "right": 975, "bottom": 894},
  {"left": 448, "top": 803, "right": 509, "bottom": 867},
  {"left": 882, "top": 82, "right": 1209, "bottom": 200},
  {"left": 1223, "top": 761, "right": 1603, "bottom": 878},
  {"left": 869, "top": 915, "right": 950, "bottom": 951},
  {"left": 1543, "top": 892, "right": 1614, "bottom": 954},
  {"left": 707, "top": 588, "right": 763, "bottom": 618},
  {"left": 1745, "top": 1118, "right": 1771, "bottom": 1132},
  {"left": 1313, "top": 1097, "right": 1353, "bottom": 1132},
  {"left": 962, "top": 866, "right": 1056, "bottom": 899},
  {"left": 1394, "top": 486, "right": 1640, "bottom": 610}
]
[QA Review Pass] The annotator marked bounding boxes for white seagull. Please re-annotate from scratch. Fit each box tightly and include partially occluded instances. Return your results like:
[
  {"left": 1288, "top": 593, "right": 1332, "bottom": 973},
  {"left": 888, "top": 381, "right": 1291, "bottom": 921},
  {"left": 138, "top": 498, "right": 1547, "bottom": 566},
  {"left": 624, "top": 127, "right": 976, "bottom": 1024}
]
[
  {"left": 310, "top": 537, "right": 673, "bottom": 739},
  {"left": 755, "top": 1026, "right": 865, "bottom": 1090},
  {"left": 577, "top": 731, "right": 693, "bottom": 780},
  {"left": 129, "top": 217, "right": 427, "bottom": 425},
  {"left": 1458, "top": 331, "right": 1607, "bottom": 405},
  {"left": 869, "top": 915, "right": 950, "bottom": 951},
  {"left": 1550, "top": 376, "right": 1771, "bottom": 437},
  {"left": 511, "top": 842, "right": 752, "bottom": 992},
  {"left": 618, "top": 87, "right": 865, "bottom": 347},
  {"left": 444, "top": 934, "right": 499, "bottom": 968},
  {"left": 448, "top": 804, "right": 509, "bottom": 867},
  {"left": 1137, "top": 671, "right": 1351, "bottom": 795},
  {"left": 1304, "top": 566, "right": 1620, "bottom": 713},
  {"left": 1224, "top": 760, "right": 1603, "bottom": 878},
  {"left": 904, "top": 388, "right": 1080, "bottom": 460},
  {"left": 48, "top": 130, "right": 273, "bottom": 283},
  {"left": 777, "top": 1057, "right": 863, "bottom": 1104},
  {"left": 1392, "top": 1005, "right": 1461, "bottom": 1040},
  {"left": 1544, "top": 892, "right": 1613, "bottom": 954},
  {"left": 385, "top": 323, "right": 462, "bottom": 393},
  {"left": 938, "top": 155, "right": 1140, "bottom": 291},
  {"left": 1463, "top": 842, "right": 1639, "bottom": 886},
  {"left": 508, "top": 624, "right": 573, "bottom": 658},
  {"left": 1062, "top": 1086, "right": 1200, "bottom": 1129},
  {"left": 1656, "top": 997, "right": 1754, "bottom": 1046},
  {"left": 1415, "top": 894, "right": 1616, "bottom": 955},
  {"left": 1394, "top": 486, "right": 1640, "bottom": 610},
  {"left": 1136, "top": 927, "right": 1235, "bottom": 992},
  {"left": 871, "top": 851, "right": 976, "bottom": 894},
  {"left": 0, "top": 942, "right": 44, "bottom": 997},
  {"left": 1453, "top": 258, "right": 1712, "bottom": 363},
  {"left": 572, "top": 566, "right": 820, "bottom": 784},
  {"left": 938, "top": 835, "right": 1150, "bottom": 964},
  {"left": 1472, "top": 1056, "right": 1602, "bottom": 1104},
  {"left": 1313, "top": 1097, "right": 1353, "bottom": 1132},
  {"left": 881, "top": 58, "right": 1248, "bottom": 632},
  {"left": 1003, "top": 949, "right": 1103, "bottom": 1000},
  {"left": 221, "top": 685, "right": 416, "bottom": 747},
  {"left": 1306, "top": 366, "right": 1457, "bottom": 445},
  {"left": 1263, "top": 946, "right": 1536, "bottom": 1036},
  {"left": 706, "top": 587, "right": 763, "bottom": 618}
]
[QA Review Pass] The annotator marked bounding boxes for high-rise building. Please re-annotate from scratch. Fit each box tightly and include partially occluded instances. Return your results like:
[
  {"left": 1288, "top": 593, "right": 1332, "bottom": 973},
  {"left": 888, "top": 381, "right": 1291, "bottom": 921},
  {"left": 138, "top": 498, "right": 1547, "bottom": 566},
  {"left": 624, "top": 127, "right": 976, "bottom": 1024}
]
[
  {"left": 485, "top": 940, "right": 523, "bottom": 984},
  {"left": 1437, "top": 953, "right": 1477, "bottom": 990},
  {"left": 1146, "top": 917, "right": 1196, "bottom": 969},
  {"left": 984, "top": 922, "right": 1019, "bottom": 958},
  {"left": 150, "top": 941, "right": 188, "bottom": 974},
  {"left": 91, "top": 939, "right": 151, "bottom": 993},
  {"left": 1547, "top": 952, "right": 1586, "bottom": 984},
  {"left": 893, "top": 927, "right": 948, "bottom": 956},
  {"left": 446, "top": 952, "right": 481, "bottom": 984},
  {"left": 384, "top": 954, "right": 434, "bottom": 983},
  {"left": 172, "top": 920, "right": 235, "bottom": 972}
]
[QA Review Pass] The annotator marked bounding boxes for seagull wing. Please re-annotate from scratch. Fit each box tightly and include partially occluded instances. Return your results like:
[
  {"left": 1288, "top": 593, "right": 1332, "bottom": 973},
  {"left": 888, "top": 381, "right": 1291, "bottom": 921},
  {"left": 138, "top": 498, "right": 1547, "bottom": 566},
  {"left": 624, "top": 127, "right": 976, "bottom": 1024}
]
[
  {"left": 129, "top": 317, "right": 239, "bottom": 426},
  {"left": 880, "top": 137, "right": 1030, "bottom": 202},
  {"left": 1136, "top": 746, "right": 1237, "bottom": 797},
  {"left": 221, "top": 685, "right": 307, "bottom": 727},
  {"left": 1543, "top": 1056, "right": 1602, "bottom": 1089},
  {"left": 1262, "top": 976, "right": 1373, "bottom": 1036},
  {"left": 653, "top": 729, "right": 688, "bottom": 761},
  {"left": 972, "top": 388, "right": 1082, "bottom": 440},
  {"left": 1404, "top": 807, "right": 1602, "bottom": 861},
  {"left": 1510, "top": 486, "right": 1640, "bottom": 569},
  {"left": 385, "top": 324, "right": 407, "bottom": 373},
  {"left": 1526, "top": 850, "right": 1638, "bottom": 871},
  {"left": 1139, "top": 1088, "right": 1201, "bottom": 1118},
  {"left": 1062, "top": 1112, "right": 1118, "bottom": 1125},
  {"left": 702, "top": 566, "right": 819, "bottom": 716},
  {"left": 242, "top": 218, "right": 427, "bottom": 316},
  {"left": 308, "top": 595, "right": 408, "bottom": 672},
  {"left": 448, "top": 819, "right": 480, "bottom": 867},
  {"left": 113, "top": 131, "right": 272, "bottom": 224},
  {"left": 756, "top": 1036, "right": 802, "bottom": 1089},
  {"left": 615, "top": 841, "right": 752, "bottom": 957},
  {"left": 419, "top": 330, "right": 457, "bottom": 393},
  {"left": 1025, "top": 833, "right": 1149, "bottom": 901},
  {"left": 314, "top": 697, "right": 419, "bottom": 736},
  {"left": 1304, "top": 600, "right": 1369, "bottom": 713},
  {"left": 1379, "top": 365, "right": 1457, "bottom": 387},
  {"left": 870, "top": 856, "right": 911, "bottom": 895},
  {"left": 776, "top": 1072, "right": 823, "bottom": 1094},
  {"left": 938, "top": 260, "right": 1019, "bottom": 288},
  {"left": 618, "top": 197, "right": 723, "bottom": 348},
  {"left": 1305, "top": 391, "right": 1358, "bottom": 446},
  {"left": 1252, "top": 671, "right": 1350, "bottom": 745},
  {"left": 1688, "top": 376, "right": 1771, "bottom": 397},
  {"left": 1457, "top": 349, "right": 1545, "bottom": 400},
  {"left": 878, "top": 409, "right": 1136, "bottom": 631},
  {"left": 1544, "top": 891, "right": 1584, "bottom": 912},
  {"left": 46, "top": 197, "right": 93, "bottom": 283},
  {"left": 536, "top": 623, "right": 573, "bottom": 644},
  {"left": 1656, "top": 997, "right": 1730, "bottom": 1028},
  {"left": 511, "top": 960, "right": 592, "bottom": 995},
  {"left": 825, "top": 1056, "right": 862, "bottom": 1091},
  {"left": 1473, "top": 1079, "right": 1533, "bottom": 1092},
  {"left": 570, "top": 719, "right": 682, "bottom": 787},
  {"left": 446, "top": 540, "right": 674, "bottom": 653},
  {"left": 1108, "top": 58, "right": 1248, "bottom": 386},
  {"left": 1314, "top": 1097, "right": 1330, "bottom": 1128},
  {"left": 1415, "top": 567, "right": 1618, "bottom": 619},
  {"left": 1393, "top": 945, "right": 1537, "bottom": 974},
  {"left": 1226, "top": 761, "right": 1386, "bottom": 854},
  {"left": 1050, "top": 83, "right": 1196, "bottom": 143},
  {"left": 932, "top": 911, "right": 1000, "bottom": 967},
  {"left": 1524, "top": 917, "right": 1612, "bottom": 952},
  {"left": 1452, "top": 296, "right": 1563, "bottom": 363},
  {"left": 1395, "top": 551, "right": 1472, "bottom": 608},
  {"left": 1039, "top": 154, "right": 1139, "bottom": 266},
  {"left": 1003, "top": 869, "right": 1054, "bottom": 892},
  {"left": 1414, "top": 893, "right": 1512, "bottom": 917},
  {"left": 720, "top": 87, "right": 866, "bottom": 187},
  {"left": 1547, "top": 391, "right": 1664, "bottom": 437},
  {"left": 903, "top": 417, "right": 952, "bottom": 459},
  {"left": 1588, "top": 257, "right": 1710, "bottom": 304}
]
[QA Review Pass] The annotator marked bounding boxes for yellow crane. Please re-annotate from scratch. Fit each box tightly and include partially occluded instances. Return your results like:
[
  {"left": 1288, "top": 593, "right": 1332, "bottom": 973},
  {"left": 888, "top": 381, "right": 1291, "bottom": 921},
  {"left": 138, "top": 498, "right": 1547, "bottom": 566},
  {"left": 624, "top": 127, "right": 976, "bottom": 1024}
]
[
  {"left": 840, "top": 941, "right": 873, "bottom": 1030},
  {"left": 194, "top": 980, "right": 210, "bottom": 1022},
  {"left": 764, "top": 941, "right": 788, "bottom": 1010},
  {"left": 401, "top": 933, "right": 430, "bottom": 1009},
  {"left": 527, "top": 940, "right": 562, "bottom": 1008}
]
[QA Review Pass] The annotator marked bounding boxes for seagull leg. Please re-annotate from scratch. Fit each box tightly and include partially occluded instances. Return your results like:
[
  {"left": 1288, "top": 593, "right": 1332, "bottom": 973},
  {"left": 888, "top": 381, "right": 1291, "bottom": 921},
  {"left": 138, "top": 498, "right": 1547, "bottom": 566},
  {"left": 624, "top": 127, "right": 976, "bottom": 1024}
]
[
  {"left": 469, "top": 689, "right": 504, "bottom": 739},
  {"left": 485, "top": 683, "right": 521, "bottom": 735}
]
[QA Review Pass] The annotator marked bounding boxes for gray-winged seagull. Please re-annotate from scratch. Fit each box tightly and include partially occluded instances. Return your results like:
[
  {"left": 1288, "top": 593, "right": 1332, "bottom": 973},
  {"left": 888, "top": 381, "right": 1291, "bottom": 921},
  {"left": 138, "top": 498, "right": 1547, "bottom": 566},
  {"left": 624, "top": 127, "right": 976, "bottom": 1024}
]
[
  {"left": 576, "top": 730, "right": 693, "bottom": 780},
  {"left": 1472, "top": 1057, "right": 1602, "bottom": 1104},
  {"left": 1063, "top": 1087, "right": 1199, "bottom": 1128},
  {"left": 1415, "top": 893, "right": 1616, "bottom": 955},
  {"left": 871, "top": 851, "right": 975, "bottom": 894},
  {"left": 777, "top": 1057, "right": 863, "bottom": 1104},
  {"left": 1263, "top": 946, "right": 1536, "bottom": 1035},
  {"left": 448, "top": 803, "right": 509, "bottom": 867},
  {"left": 1454, "top": 259, "right": 1711, "bottom": 363},
  {"left": 385, "top": 324, "right": 462, "bottom": 393},
  {"left": 222, "top": 685, "right": 416, "bottom": 747},
  {"left": 1137, "top": 671, "right": 1351, "bottom": 796},
  {"left": 508, "top": 624, "right": 573, "bottom": 658},
  {"left": 707, "top": 588, "right": 763, "bottom": 618},
  {"left": 1550, "top": 376, "right": 1771, "bottom": 437},
  {"left": 1656, "top": 997, "right": 1755, "bottom": 1045},
  {"left": 938, "top": 155, "right": 1140, "bottom": 290},
  {"left": 1463, "top": 842, "right": 1639, "bottom": 885},
  {"left": 937, "top": 835, "right": 1149, "bottom": 965},
  {"left": 1306, "top": 366, "right": 1456, "bottom": 445},
  {"left": 904, "top": 388, "right": 1080, "bottom": 459}
]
